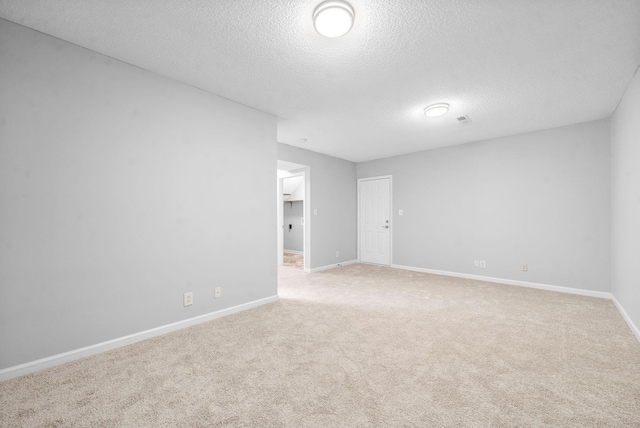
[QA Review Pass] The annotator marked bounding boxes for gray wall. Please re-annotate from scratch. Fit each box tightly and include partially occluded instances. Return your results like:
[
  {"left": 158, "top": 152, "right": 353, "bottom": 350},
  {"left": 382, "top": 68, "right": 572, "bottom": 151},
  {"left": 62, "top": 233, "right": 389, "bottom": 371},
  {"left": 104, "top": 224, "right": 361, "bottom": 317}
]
[
  {"left": 283, "top": 201, "right": 304, "bottom": 252},
  {"left": 0, "top": 19, "right": 277, "bottom": 369},
  {"left": 278, "top": 144, "right": 357, "bottom": 269},
  {"left": 357, "top": 120, "right": 610, "bottom": 292},
  {"left": 611, "top": 67, "right": 640, "bottom": 333}
]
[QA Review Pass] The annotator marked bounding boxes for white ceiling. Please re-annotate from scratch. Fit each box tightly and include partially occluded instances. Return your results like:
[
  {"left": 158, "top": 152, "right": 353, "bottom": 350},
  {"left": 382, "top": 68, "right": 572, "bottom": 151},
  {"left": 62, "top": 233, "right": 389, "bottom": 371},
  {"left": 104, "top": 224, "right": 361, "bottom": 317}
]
[
  {"left": 2, "top": 1, "right": 639, "bottom": 162},
  {"left": 282, "top": 176, "right": 304, "bottom": 198}
]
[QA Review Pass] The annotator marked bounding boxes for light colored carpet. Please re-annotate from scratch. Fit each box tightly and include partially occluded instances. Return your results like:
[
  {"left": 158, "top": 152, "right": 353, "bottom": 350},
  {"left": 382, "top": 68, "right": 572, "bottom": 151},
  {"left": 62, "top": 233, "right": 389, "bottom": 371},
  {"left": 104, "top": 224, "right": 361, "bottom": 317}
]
[
  {"left": 283, "top": 253, "right": 303, "bottom": 269},
  {"left": 1, "top": 264, "right": 639, "bottom": 427}
]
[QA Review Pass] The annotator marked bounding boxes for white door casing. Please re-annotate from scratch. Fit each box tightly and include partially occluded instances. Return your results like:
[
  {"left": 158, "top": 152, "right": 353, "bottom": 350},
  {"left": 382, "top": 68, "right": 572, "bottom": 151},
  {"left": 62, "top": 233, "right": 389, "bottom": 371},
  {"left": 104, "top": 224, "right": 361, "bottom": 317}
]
[{"left": 358, "top": 176, "right": 391, "bottom": 265}]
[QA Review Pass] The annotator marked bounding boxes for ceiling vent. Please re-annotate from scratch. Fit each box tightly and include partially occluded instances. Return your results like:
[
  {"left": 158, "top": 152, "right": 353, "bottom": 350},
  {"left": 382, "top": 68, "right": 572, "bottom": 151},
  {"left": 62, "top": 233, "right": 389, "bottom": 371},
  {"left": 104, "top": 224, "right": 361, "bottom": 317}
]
[{"left": 456, "top": 115, "right": 472, "bottom": 124}]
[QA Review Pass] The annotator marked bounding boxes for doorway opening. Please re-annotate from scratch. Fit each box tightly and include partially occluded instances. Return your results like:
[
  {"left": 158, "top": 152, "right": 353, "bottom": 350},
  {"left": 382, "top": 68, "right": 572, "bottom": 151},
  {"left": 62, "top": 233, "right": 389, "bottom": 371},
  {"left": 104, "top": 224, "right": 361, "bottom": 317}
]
[
  {"left": 277, "top": 160, "right": 310, "bottom": 273},
  {"left": 283, "top": 176, "right": 304, "bottom": 268}
]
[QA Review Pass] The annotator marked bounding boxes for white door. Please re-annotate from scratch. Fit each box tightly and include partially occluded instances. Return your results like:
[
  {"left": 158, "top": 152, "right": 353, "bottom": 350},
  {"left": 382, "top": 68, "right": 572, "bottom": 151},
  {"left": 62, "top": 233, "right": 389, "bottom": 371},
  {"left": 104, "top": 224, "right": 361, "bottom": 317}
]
[{"left": 359, "top": 177, "right": 390, "bottom": 265}]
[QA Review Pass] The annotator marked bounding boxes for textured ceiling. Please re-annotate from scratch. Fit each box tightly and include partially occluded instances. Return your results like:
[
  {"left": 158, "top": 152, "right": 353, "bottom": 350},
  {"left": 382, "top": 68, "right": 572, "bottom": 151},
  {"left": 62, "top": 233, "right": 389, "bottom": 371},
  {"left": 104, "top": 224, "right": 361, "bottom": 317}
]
[{"left": 1, "top": 0, "right": 639, "bottom": 162}]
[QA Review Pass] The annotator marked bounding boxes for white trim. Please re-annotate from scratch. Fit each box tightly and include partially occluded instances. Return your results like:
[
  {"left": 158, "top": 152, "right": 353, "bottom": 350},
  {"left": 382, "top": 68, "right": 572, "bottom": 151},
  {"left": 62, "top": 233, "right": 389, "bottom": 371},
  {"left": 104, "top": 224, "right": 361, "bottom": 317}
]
[
  {"left": 310, "top": 259, "right": 358, "bottom": 273},
  {"left": 277, "top": 175, "right": 285, "bottom": 267},
  {"left": 284, "top": 249, "right": 303, "bottom": 255},
  {"left": 357, "top": 175, "right": 392, "bottom": 266},
  {"left": 304, "top": 167, "right": 311, "bottom": 273},
  {"left": 391, "top": 264, "right": 612, "bottom": 299},
  {"left": 0, "top": 295, "right": 279, "bottom": 382},
  {"left": 611, "top": 295, "right": 640, "bottom": 342}
]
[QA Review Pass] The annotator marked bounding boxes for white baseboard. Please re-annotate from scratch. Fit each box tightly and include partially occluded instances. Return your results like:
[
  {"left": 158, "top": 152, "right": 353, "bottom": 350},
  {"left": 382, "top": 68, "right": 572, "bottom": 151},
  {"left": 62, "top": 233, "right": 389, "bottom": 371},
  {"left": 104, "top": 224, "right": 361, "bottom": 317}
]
[
  {"left": 391, "top": 264, "right": 612, "bottom": 299},
  {"left": 284, "top": 250, "right": 303, "bottom": 255},
  {"left": 3, "top": 266, "right": 637, "bottom": 383},
  {"left": 610, "top": 295, "right": 640, "bottom": 342},
  {"left": 0, "top": 295, "right": 279, "bottom": 382},
  {"left": 311, "top": 259, "right": 358, "bottom": 273}
]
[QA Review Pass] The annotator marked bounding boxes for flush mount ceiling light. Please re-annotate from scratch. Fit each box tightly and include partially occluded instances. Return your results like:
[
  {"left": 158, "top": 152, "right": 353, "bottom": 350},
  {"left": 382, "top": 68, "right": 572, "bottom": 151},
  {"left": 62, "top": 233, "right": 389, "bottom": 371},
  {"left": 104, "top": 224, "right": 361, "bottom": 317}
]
[
  {"left": 313, "top": 1, "right": 355, "bottom": 38},
  {"left": 424, "top": 103, "right": 450, "bottom": 118}
]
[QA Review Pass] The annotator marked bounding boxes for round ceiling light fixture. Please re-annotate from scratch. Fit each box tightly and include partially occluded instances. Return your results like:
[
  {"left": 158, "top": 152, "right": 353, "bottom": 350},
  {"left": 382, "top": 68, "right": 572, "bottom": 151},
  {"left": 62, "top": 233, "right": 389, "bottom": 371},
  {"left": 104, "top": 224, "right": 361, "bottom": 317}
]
[
  {"left": 424, "top": 103, "right": 450, "bottom": 118},
  {"left": 313, "top": 1, "right": 355, "bottom": 38}
]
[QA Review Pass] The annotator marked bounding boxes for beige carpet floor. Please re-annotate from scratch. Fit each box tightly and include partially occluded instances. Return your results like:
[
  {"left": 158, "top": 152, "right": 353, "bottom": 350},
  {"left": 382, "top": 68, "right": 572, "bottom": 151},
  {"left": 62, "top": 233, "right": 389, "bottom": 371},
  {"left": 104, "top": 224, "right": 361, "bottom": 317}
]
[{"left": 1, "top": 264, "right": 639, "bottom": 427}]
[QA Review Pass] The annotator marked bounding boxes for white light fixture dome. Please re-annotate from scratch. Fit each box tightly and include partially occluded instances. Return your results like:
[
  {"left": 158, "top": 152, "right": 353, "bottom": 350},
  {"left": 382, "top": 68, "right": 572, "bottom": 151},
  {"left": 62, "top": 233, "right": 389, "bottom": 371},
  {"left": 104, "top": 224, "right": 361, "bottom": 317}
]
[
  {"left": 424, "top": 103, "right": 450, "bottom": 117},
  {"left": 313, "top": 1, "right": 355, "bottom": 38}
]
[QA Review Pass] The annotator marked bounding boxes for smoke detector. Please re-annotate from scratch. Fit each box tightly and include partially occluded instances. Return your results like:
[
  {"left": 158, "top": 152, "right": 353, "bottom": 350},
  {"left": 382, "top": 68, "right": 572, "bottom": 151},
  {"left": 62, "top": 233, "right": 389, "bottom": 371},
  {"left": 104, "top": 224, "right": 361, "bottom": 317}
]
[{"left": 456, "top": 115, "right": 472, "bottom": 124}]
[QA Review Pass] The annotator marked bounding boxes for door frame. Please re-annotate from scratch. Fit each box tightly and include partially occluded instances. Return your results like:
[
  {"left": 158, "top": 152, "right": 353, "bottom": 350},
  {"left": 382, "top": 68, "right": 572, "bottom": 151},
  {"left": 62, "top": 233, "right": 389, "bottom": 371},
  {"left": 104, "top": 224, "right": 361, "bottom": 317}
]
[
  {"left": 357, "top": 175, "right": 392, "bottom": 266},
  {"left": 278, "top": 166, "right": 311, "bottom": 273}
]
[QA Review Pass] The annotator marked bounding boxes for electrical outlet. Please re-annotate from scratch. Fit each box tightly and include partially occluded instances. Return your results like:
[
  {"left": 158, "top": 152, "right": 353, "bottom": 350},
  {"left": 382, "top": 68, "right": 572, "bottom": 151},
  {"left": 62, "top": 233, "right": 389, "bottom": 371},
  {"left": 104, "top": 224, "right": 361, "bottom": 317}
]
[
  {"left": 474, "top": 260, "right": 479, "bottom": 267},
  {"left": 522, "top": 264, "right": 528, "bottom": 272},
  {"left": 399, "top": 209, "right": 404, "bottom": 216},
  {"left": 480, "top": 260, "right": 486, "bottom": 269},
  {"left": 336, "top": 251, "right": 340, "bottom": 258},
  {"left": 183, "top": 292, "right": 193, "bottom": 306},
  {"left": 215, "top": 287, "right": 221, "bottom": 299}
]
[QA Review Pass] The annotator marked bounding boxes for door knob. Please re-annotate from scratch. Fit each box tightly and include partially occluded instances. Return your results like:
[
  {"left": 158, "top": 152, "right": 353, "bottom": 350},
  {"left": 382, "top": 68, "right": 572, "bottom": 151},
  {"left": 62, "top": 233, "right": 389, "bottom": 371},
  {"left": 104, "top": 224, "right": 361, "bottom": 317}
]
[{"left": 382, "top": 225, "right": 388, "bottom": 228}]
